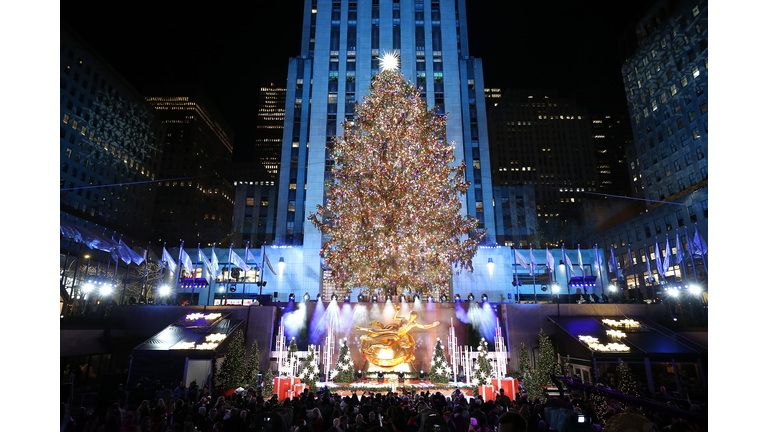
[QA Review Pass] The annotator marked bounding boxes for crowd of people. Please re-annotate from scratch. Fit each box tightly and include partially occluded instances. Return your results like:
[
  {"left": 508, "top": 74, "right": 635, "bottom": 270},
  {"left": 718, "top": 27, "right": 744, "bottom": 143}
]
[{"left": 62, "top": 377, "right": 706, "bottom": 432}]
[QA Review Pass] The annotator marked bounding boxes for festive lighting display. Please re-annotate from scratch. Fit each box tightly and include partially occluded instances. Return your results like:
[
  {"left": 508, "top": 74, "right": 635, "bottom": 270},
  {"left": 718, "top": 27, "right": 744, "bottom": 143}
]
[
  {"left": 602, "top": 319, "right": 640, "bottom": 328},
  {"left": 578, "top": 335, "right": 630, "bottom": 352},
  {"left": 308, "top": 70, "right": 484, "bottom": 297},
  {"left": 186, "top": 313, "right": 222, "bottom": 321},
  {"left": 606, "top": 329, "right": 627, "bottom": 338}
]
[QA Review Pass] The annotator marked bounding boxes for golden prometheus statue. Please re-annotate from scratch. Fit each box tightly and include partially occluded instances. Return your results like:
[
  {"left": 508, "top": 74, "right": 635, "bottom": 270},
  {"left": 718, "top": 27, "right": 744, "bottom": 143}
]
[{"left": 354, "top": 305, "right": 439, "bottom": 367}]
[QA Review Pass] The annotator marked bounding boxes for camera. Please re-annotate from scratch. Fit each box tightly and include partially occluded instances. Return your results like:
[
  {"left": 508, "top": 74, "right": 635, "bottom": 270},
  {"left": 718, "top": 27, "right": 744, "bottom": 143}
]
[{"left": 577, "top": 414, "right": 586, "bottom": 423}]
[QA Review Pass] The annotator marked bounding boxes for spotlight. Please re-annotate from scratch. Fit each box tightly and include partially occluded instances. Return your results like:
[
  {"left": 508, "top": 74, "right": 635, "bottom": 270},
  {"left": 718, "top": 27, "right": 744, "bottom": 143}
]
[
  {"left": 427, "top": 295, "right": 433, "bottom": 302},
  {"left": 468, "top": 293, "right": 475, "bottom": 302},
  {"left": 669, "top": 289, "right": 679, "bottom": 297},
  {"left": 414, "top": 294, "right": 420, "bottom": 302},
  {"left": 689, "top": 285, "right": 701, "bottom": 295},
  {"left": 377, "top": 371, "right": 384, "bottom": 382},
  {"left": 356, "top": 370, "right": 363, "bottom": 379},
  {"left": 289, "top": 293, "right": 295, "bottom": 301},
  {"left": 398, "top": 371, "right": 405, "bottom": 382},
  {"left": 487, "top": 258, "right": 494, "bottom": 268},
  {"left": 372, "top": 295, "right": 378, "bottom": 303},
  {"left": 230, "top": 286, "right": 237, "bottom": 293},
  {"left": 101, "top": 285, "right": 112, "bottom": 296},
  {"left": 304, "top": 292, "right": 310, "bottom": 301},
  {"left": 481, "top": 293, "right": 488, "bottom": 302},
  {"left": 454, "top": 294, "right": 461, "bottom": 303},
  {"left": 609, "top": 284, "right": 617, "bottom": 292},
  {"left": 317, "top": 293, "right": 322, "bottom": 301},
  {"left": 552, "top": 284, "right": 560, "bottom": 293},
  {"left": 83, "top": 283, "right": 94, "bottom": 293},
  {"left": 419, "top": 370, "right": 426, "bottom": 381},
  {"left": 278, "top": 257, "right": 285, "bottom": 273},
  {"left": 344, "top": 294, "right": 350, "bottom": 302}
]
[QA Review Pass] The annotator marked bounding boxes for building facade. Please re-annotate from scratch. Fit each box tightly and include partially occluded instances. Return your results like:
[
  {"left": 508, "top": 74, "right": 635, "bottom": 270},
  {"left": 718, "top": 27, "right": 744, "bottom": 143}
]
[
  {"left": 273, "top": 0, "right": 497, "bottom": 293},
  {"left": 591, "top": 113, "right": 634, "bottom": 198},
  {"left": 60, "top": 25, "right": 165, "bottom": 241},
  {"left": 146, "top": 92, "right": 236, "bottom": 245},
  {"left": 485, "top": 89, "right": 598, "bottom": 223},
  {"left": 492, "top": 185, "right": 537, "bottom": 247},
  {"left": 255, "top": 82, "right": 287, "bottom": 180}
]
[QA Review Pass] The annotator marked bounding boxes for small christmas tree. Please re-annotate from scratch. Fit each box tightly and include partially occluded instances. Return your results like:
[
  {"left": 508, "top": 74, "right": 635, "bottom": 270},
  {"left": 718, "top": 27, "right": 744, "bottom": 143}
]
[
  {"left": 218, "top": 329, "right": 246, "bottom": 389},
  {"left": 263, "top": 369, "right": 275, "bottom": 398},
  {"left": 331, "top": 338, "right": 356, "bottom": 383},
  {"left": 429, "top": 338, "right": 451, "bottom": 384},
  {"left": 588, "top": 391, "right": 611, "bottom": 426},
  {"left": 299, "top": 345, "right": 320, "bottom": 392},
  {"left": 529, "top": 329, "right": 557, "bottom": 403},
  {"left": 246, "top": 339, "right": 261, "bottom": 386},
  {"left": 472, "top": 338, "right": 493, "bottom": 387},
  {"left": 617, "top": 361, "right": 641, "bottom": 397},
  {"left": 518, "top": 342, "right": 533, "bottom": 389},
  {"left": 283, "top": 337, "right": 299, "bottom": 376}
]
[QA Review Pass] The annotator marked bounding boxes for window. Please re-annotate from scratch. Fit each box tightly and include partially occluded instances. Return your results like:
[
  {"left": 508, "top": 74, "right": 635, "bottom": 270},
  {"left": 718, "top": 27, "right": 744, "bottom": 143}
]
[
  {"left": 63, "top": 114, "right": 70, "bottom": 124},
  {"left": 688, "top": 110, "right": 696, "bottom": 122},
  {"left": 678, "top": 179, "right": 685, "bottom": 191},
  {"left": 664, "top": 164, "right": 671, "bottom": 177},
  {"left": 640, "top": 248, "right": 646, "bottom": 263},
  {"left": 246, "top": 197, "right": 254, "bottom": 206},
  {"left": 699, "top": 100, "right": 707, "bottom": 114},
  {"left": 688, "top": 172, "right": 697, "bottom": 185},
  {"left": 692, "top": 5, "right": 700, "bottom": 17},
  {"left": 700, "top": 165, "right": 707, "bottom": 179},
  {"left": 670, "top": 84, "right": 677, "bottom": 96},
  {"left": 677, "top": 118, "right": 685, "bottom": 130},
  {"left": 644, "top": 224, "right": 651, "bottom": 238},
  {"left": 693, "top": 129, "right": 701, "bottom": 140},
  {"left": 695, "top": 147, "right": 704, "bottom": 160},
  {"left": 664, "top": 215, "right": 672, "bottom": 231},
  {"left": 636, "top": 226, "right": 642, "bottom": 240},
  {"left": 701, "top": 200, "right": 708, "bottom": 217},
  {"left": 688, "top": 205, "right": 697, "bottom": 223},
  {"left": 654, "top": 219, "right": 662, "bottom": 235}
]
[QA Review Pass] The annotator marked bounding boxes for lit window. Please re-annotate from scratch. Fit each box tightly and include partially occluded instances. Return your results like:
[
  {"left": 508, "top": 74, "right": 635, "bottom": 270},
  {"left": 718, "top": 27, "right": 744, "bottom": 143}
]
[
  {"left": 671, "top": 84, "right": 677, "bottom": 96},
  {"left": 63, "top": 114, "right": 70, "bottom": 124}
]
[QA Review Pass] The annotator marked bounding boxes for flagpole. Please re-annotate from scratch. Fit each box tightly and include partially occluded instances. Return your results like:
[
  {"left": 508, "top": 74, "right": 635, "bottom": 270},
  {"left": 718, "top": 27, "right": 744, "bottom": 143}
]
[
  {"left": 579, "top": 244, "right": 585, "bottom": 295},
  {"left": 113, "top": 234, "right": 124, "bottom": 283},
  {"left": 695, "top": 223, "right": 708, "bottom": 276},
  {"left": 596, "top": 244, "right": 605, "bottom": 298},
  {"left": 260, "top": 244, "right": 267, "bottom": 305},
  {"left": 513, "top": 246, "right": 519, "bottom": 304},
  {"left": 547, "top": 245, "right": 554, "bottom": 300},
  {"left": 676, "top": 230, "right": 688, "bottom": 284},
  {"left": 226, "top": 243, "right": 233, "bottom": 306},
  {"left": 120, "top": 240, "right": 132, "bottom": 305},
  {"left": 157, "top": 242, "right": 166, "bottom": 306},
  {"left": 562, "top": 244, "right": 571, "bottom": 303},
  {"left": 192, "top": 243, "right": 200, "bottom": 306},
  {"left": 174, "top": 241, "right": 185, "bottom": 305},
  {"left": 685, "top": 226, "right": 698, "bottom": 283},
  {"left": 242, "top": 241, "right": 250, "bottom": 304},
  {"left": 140, "top": 241, "right": 150, "bottom": 304},
  {"left": 531, "top": 246, "right": 537, "bottom": 304},
  {"left": 207, "top": 245, "right": 216, "bottom": 306}
]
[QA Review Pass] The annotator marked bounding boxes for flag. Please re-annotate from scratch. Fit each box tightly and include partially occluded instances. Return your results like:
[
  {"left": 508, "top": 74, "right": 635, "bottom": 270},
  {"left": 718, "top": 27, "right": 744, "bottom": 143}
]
[
  {"left": 528, "top": 246, "right": 536, "bottom": 276},
  {"left": 121, "top": 239, "right": 145, "bottom": 265},
  {"left": 594, "top": 244, "right": 603, "bottom": 273},
  {"left": 210, "top": 246, "right": 220, "bottom": 279},
  {"left": 264, "top": 249, "right": 277, "bottom": 275},
  {"left": 110, "top": 235, "right": 123, "bottom": 263},
  {"left": 663, "top": 236, "right": 671, "bottom": 274},
  {"left": 691, "top": 225, "right": 708, "bottom": 257},
  {"left": 246, "top": 248, "right": 262, "bottom": 269},
  {"left": 645, "top": 246, "right": 652, "bottom": 282},
  {"left": 230, "top": 249, "right": 251, "bottom": 272},
  {"left": 132, "top": 245, "right": 147, "bottom": 266},
  {"left": 180, "top": 249, "right": 194, "bottom": 273},
  {"left": 675, "top": 230, "right": 684, "bottom": 263},
  {"left": 148, "top": 248, "right": 164, "bottom": 268},
  {"left": 608, "top": 245, "right": 618, "bottom": 273},
  {"left": 199, "top": 247, "right": 213, "bottom": 276},
  {"left": 577, "top": 245, "right": 584, "bottom": 272},
  {"left": 163, "top": 246, "right": 177, "bottom": 274},
  {"left": 545, "top": 246, "right": 555, "bottom": 272},
  {"left": 513, "top": 248, "right": 529, "bottom": 270},
  {"left": 562, "top": 245, "right": 575, "bottom": 275},
  {"left": 655, "top": 238, "right": 664, "bottom": 278}
]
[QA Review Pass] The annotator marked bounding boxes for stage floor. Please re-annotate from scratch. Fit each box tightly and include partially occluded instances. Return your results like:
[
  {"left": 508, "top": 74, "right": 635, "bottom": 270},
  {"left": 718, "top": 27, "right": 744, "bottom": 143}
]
[{"left": 318, "top": 379, "right": 476, "bottom": 396}]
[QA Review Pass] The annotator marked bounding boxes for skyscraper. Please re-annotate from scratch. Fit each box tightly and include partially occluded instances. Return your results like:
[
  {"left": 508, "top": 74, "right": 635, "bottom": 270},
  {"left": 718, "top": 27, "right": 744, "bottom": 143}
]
[
  {"left": 255, "top": 82, "right": 287, "bottom": 180},
  {"left": 274, "top": 0, "right": 497, "bottom": 291},
  {"left": 146, "top": 91, "right": 236, "bottom": 245}
]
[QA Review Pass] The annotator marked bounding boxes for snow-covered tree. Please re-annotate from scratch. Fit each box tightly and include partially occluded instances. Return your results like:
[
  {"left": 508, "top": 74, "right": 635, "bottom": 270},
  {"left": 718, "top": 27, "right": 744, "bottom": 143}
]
[
  {"left": 430, "top": 338, "right": 451, "bottom": 384},
  {"left": 472, "top": 338, "right": 493, "bottom": 386},
  {"left": 299, "top": 345, "right": 320, "bottom": 392},
  {"left": 331, "top": 338, "right": 355, "bottom": 383}
]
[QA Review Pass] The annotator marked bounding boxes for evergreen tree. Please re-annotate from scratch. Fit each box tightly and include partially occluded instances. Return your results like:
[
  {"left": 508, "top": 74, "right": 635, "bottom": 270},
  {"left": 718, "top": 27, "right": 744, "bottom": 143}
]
[
  {"left": 472, "top": 338, "right": 493, "bottom": 387},
  {"left": 331, "top": 338, "right": 356, "bottom": 383},
  {"left": 263, "top": 369, "right": 275, "bottom": 398},
  {"left": 518, "top": 343, "right": 533, "bottom": 388},
  {"left": 308, "top": 68, "right": 484, "bottom": 297},
  {"left": 617, "top": 361, "right": 641, "bottom": 397},
  {"left": 218, "top": 329, "right": 246, "bottom": 389},
  {"left": 588, "top": 391, "right": 611, "bottom": 426},
  {"left": 429, "top": 338, "right": 451, "bottom": 384},
  {"left": 299, "top": 345, "right": 320, "bottom": 392},
  {"left": 529, "top": 329, "right": 557, "bottom": 403},
  {"left": 246, "top": 339, "right": 261, "bottom": 386}
]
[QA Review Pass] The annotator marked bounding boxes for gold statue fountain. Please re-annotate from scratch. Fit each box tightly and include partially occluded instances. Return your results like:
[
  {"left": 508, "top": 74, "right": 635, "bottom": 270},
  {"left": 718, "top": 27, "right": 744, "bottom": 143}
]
[{"left": 354, "top": 305, "right": 439, "bottom": 368}]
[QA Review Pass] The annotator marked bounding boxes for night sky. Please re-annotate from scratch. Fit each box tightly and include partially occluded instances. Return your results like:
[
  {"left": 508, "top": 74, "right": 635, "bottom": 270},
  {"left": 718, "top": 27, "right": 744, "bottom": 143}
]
[{"left": 61, "top": 1, "right": 649, "bottom": 157}]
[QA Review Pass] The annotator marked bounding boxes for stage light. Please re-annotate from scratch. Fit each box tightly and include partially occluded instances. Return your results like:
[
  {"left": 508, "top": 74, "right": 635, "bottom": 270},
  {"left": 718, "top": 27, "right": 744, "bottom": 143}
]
[
  {"left": 609, "top": 284, "right": 617, "bottom": 292},
  {"left": 356, "top": 370, "right": 363, "bottom": 379},
  {"left": 83, "top": 283, "right": 94, "bottom": 293},
  {"left": 400, "top": 295, "right": 405, "bottom": 302},
  {"left": 669, "top": 289, "right": 679, "bottom": 297},
  {"left": 468, "top": 293, "right": 475, "bottom": 302},
  {"left": 427, "top": 295, "right": 433, "bottom": 302},
  {"left": 487, "top": 258, "right": 494, "bottom": 268},
  {"left": 331, "top": 294, "right": 338, "bottom": 301},
  {"left": 344, "top": 295, "right": 350, "bottom": 302},
  {"left": 289, "top": 293, "right": 295, "bottom": 301},
  {"left": 419, "top": 370, "right": 425, "bottom": 380},
  {"left": 372, "top": 295, "right": 378, "bottom": 303},
  {"left": 481, "top": 294, "right": 488, "bottom": 302},
  {"left": 689, "top": 285, "right": 701, "bottom": 295},
  {"left": 454, "top": 294, "right": 461, "bottom": 303},
  {"left": 304, "top": 292, "right": 310, "bottom": 301},
  {"left": 278, "top": 257, "right": 285, "bottom": 274},
  {"left": 441, "top": 294, "right": 448, "bottom": 302},
  {"left": 100, "top": 285, "right": 112, "bottom": 296},
  {"left": 317, "top": 294, "right": 322, "bottom": 301},
  {"left": 552, "top": 284, "right": 560, "bottom": 293}
]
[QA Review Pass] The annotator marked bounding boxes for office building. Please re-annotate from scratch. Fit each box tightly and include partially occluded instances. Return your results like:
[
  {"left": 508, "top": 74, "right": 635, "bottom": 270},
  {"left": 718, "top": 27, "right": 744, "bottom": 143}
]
[
  {"left": 255, "top": 82, "right": 287, "bottom": 180},
  {"left": 146, "top": 91, "right": 236, "bottom": 245}
]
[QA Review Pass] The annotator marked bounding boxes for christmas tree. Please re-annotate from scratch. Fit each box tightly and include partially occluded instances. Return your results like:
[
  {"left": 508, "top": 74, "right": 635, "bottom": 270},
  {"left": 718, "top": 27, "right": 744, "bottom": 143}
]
[
  {"left": 218, "top": 329, "right": 246, "bottom": 390},
  {"left": 429, "top": 338, "right": 451, "bottom": 384},
  {"left": 299, "top": 345, "right": 320, "bottom": 392},
  {"left": 529, "top": 329, "right": 557, "bottom": 403},
  {"left": 263, "top": 369, "right": 275, "bottom": 398},
  {"left": 331, "top": 338, "right": 356, "bottom": 383},
  {"left": 518, "top": 342, "right": 532, "bottom": 386},
  {"left": 308, "top": 67, "right": 484, "bottom": 297},
  {"left": 285, "top": 337, "right": 299, "bottom": 375},
  {"left": 246, "top": 339, "right": 261, "bottom": 386},
  {"left": 472, "top": 338, "right": 493, "bottom": 387},
  {"left": 617, "top": 361, "right": 641, "bottom": 397},
  {"left": 588, "top": 391, "right": 611, "bottom": 426}
]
